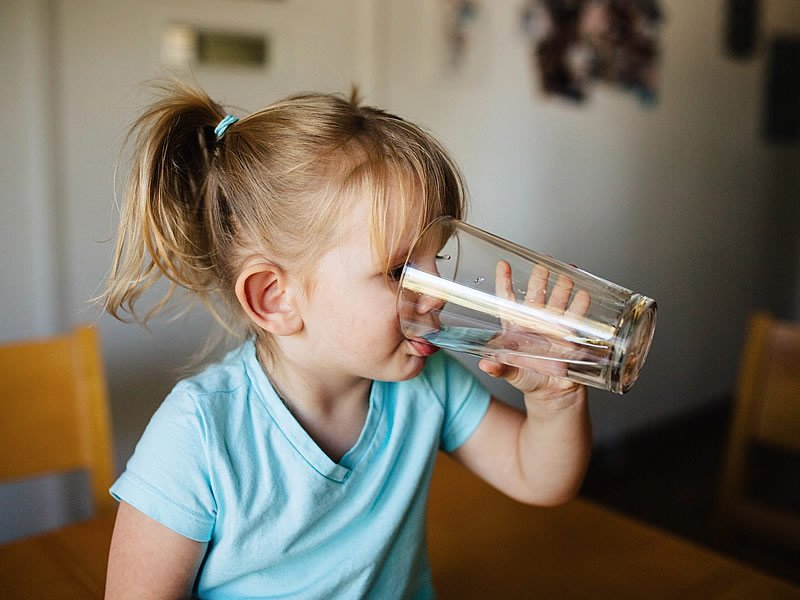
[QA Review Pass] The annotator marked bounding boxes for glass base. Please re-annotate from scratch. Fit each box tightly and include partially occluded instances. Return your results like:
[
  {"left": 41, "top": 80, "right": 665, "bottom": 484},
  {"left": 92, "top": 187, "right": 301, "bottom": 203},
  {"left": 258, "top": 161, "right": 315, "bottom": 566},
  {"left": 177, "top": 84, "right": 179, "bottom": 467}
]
[{"left": 608, "top": 294, "right": 657, "bottom": 394}]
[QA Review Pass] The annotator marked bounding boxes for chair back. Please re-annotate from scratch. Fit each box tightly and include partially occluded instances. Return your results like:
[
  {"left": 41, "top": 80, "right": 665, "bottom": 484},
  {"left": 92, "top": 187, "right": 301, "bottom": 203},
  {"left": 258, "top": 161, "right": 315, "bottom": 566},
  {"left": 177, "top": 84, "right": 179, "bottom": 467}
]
[
  {"left": 718, "top": 312, "right": 800, "bottom": 543},
  {"left": 0, "top": 325, "right": 115, "bottom": 514},
  {"left": 747, "top": 318, "right": 800, "bottom": 451}
]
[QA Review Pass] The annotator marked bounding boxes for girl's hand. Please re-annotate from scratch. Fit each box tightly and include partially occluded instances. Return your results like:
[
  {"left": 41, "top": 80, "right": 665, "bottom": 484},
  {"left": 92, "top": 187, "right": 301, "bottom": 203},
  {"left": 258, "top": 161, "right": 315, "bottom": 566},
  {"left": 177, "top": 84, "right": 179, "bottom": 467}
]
[{"left": 478, "top": 260, "right": 591, "bottom": 410}]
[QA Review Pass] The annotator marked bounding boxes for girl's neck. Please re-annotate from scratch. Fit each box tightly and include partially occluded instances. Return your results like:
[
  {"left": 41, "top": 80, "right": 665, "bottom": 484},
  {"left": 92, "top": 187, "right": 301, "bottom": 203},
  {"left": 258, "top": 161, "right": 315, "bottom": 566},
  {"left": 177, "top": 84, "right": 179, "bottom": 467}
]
[
  {"left": 255, "top": 343, "right": 371, "bottom": 461},
  {"left": 257, "top": 345, "right": 370, "bottom": 412}
]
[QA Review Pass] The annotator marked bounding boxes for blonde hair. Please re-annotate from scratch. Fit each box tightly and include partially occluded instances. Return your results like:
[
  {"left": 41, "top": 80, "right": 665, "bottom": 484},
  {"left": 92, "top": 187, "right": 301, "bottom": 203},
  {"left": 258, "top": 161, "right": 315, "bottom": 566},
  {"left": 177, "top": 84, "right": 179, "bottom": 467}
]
[{"left": 103, "top": 80, "right": 466, "bottom": 358}]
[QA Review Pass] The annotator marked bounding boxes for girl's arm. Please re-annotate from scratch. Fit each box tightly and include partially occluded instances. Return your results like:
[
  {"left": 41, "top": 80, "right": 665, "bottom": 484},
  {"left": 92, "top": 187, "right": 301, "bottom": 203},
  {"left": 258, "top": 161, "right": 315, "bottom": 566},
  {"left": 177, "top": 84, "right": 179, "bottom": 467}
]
[
  {"left": 450, "top": 388, "right": 591, "bottom": 506},
  {"left": 105, "top": 502, "right": 207, "bottom": 599}
]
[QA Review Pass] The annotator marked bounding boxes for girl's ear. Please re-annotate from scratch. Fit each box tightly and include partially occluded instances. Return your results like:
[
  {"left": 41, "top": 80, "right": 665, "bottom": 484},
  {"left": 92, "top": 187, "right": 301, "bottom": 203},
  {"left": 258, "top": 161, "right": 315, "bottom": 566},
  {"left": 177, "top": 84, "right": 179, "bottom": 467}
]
[{"left": 235, "top": 263, "right": 303, "bottom": 336}]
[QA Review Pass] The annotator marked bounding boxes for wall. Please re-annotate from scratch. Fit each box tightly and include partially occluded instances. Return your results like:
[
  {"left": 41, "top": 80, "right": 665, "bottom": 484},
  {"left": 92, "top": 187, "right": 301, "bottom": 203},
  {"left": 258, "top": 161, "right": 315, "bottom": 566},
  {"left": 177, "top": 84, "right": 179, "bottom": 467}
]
[
  {"left": 1, "top": 0, "right": 799, "bottom": 539},
  {"left": 0, "top": 0, "right": 59, "bottom": 342}
]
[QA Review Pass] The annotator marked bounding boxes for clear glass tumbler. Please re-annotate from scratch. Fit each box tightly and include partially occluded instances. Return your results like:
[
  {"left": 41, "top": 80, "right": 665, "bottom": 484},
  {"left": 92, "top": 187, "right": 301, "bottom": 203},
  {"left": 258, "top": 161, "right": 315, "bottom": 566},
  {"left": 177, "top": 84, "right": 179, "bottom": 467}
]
[{"left": 397, "top": 217, "right": 657, "bottom": 394}]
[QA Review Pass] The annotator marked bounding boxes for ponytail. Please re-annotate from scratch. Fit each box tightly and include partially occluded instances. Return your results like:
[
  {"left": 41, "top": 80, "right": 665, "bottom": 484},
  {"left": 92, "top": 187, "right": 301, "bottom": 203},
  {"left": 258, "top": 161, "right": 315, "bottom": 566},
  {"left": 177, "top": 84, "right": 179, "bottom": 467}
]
[{"left": 104, "top": 80, "right": 229, "bottom": 324}]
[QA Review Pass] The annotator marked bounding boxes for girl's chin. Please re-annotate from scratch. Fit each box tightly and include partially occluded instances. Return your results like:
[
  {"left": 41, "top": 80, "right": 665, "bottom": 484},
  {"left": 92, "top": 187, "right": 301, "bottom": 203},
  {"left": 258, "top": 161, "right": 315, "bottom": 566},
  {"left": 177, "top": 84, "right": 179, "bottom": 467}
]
[
  {"left": 410, "top": 355, "right": 426, "bottom": 371},
  {"left": 384, "top": 352, "right": 427, "bottom": 382},
  {"left": 376, "top": 341, "right": 433, "bottom": 381},
  {"left": 405, "top": 353, "right": 429, "bottom": 378}
]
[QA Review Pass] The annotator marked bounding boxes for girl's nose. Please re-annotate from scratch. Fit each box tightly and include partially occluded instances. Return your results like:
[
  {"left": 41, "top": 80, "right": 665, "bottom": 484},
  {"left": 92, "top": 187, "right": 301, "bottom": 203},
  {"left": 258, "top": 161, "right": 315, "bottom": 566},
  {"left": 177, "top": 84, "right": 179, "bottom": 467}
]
[{"left": 415, "top": 294, "right": 445, "bottom": 315}]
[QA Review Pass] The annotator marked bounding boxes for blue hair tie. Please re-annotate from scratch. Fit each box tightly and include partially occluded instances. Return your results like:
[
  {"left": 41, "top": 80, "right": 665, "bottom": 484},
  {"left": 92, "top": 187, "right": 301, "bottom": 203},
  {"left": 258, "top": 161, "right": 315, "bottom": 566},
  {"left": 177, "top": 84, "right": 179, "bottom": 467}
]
[{"left": 214, "top": 114, "right": 239, "bottom": 140}]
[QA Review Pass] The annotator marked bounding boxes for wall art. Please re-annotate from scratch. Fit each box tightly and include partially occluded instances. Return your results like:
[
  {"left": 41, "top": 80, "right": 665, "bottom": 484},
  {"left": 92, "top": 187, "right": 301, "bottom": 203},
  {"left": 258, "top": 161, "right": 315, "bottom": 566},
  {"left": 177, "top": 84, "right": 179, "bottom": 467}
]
[{"left": 521, "top": 0, "right": 663, "bottom": 105}]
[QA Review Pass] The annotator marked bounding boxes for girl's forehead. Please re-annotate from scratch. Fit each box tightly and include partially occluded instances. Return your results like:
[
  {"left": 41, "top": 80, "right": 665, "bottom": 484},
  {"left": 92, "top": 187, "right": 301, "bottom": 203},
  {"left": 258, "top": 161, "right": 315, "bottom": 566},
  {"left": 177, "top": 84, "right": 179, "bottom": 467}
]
[
  {"left": 342, "top": 162, "right": 448, "bottom": 266},
  {"left": 379, "top": 190, "right": 429, "bottom": 257}
]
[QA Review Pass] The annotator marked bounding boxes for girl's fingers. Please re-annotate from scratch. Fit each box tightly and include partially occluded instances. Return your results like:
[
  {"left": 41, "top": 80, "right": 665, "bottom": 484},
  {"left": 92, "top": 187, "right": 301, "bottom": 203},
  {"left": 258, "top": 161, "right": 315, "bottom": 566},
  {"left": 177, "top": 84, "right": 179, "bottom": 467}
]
[
  {"left": 565, "top": 289, "right": 591, "bottom": 318},
  {"left": 547, "top": 275, "right": 574, "bottom": 313},
  {"left": 525, "top": 265, "right": 550, "bottom": 307},
  {"left": 495, "top": 261, "right": 515, "bottom": 336},
  {"left": 495, "top": 260, "right": 515, "bottom": 301},
  {"left": 482, "top": 262, "right": 592, "bottom": 392},
  {"left": 479, "top": 358, "right": 508, "bottom": 378}
]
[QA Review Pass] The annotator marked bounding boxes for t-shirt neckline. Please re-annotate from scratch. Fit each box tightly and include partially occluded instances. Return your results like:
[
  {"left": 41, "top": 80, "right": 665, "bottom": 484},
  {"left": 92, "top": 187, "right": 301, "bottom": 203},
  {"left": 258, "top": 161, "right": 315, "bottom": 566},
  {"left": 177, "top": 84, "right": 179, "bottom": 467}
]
[{"left": 242, "top": 340, "right": 382, "bottom": 483}]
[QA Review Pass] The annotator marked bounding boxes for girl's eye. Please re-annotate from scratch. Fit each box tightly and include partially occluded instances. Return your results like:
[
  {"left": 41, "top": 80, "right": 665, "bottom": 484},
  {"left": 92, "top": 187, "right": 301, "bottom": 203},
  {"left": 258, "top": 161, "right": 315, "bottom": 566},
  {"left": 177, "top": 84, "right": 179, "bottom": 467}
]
[{"left": 388, "top": 265, "right": 405, "bottom": 281}]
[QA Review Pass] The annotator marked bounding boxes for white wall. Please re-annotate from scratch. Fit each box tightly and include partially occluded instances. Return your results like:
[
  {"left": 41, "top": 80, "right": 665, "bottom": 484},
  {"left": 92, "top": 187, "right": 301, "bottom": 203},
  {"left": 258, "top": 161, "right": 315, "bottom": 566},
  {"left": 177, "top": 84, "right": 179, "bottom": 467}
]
[
  {"left": 1, "top": 0, "right": 799, "bottom": 539},
  {"left": 0, "top": 0, "right": 59, "bottom": 341}
]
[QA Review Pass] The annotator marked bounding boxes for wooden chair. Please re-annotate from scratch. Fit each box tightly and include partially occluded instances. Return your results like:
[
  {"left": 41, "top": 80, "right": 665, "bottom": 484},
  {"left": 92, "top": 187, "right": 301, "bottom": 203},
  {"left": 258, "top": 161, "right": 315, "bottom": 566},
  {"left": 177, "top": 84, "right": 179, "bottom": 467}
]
[
  {"left": 0, "top": 325, "right": 115, "bottom": 516},
  {"left": 717, "top": 312, "right": 800, "bottom": 544}
]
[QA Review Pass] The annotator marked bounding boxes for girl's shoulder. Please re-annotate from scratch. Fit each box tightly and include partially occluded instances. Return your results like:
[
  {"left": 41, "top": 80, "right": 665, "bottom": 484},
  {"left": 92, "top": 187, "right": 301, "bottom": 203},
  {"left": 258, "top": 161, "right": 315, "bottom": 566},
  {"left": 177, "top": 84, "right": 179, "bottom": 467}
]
[
  {"left": 407, "top": 351, "right": 491, "bottom": 453},
  {"left": 183, "top": 340, "right": 249, "bottom": 383},
  {"left": 167, "top": 340, "right": 255, "bottom": 411}
]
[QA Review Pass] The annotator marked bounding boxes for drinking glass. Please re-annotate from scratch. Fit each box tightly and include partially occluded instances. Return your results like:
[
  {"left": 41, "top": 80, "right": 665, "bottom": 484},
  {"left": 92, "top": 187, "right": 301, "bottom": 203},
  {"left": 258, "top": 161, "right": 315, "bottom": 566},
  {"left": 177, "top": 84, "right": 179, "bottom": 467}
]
[{"left": 397, "top": 217, "right": 657, "bottom": 394}]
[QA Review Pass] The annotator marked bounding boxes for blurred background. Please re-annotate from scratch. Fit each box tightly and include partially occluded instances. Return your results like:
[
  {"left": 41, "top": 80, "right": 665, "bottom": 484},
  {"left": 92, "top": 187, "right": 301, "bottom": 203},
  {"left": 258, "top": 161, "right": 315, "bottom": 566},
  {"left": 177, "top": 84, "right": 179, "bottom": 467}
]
[{"left": 1, "top": 0, "right": 798, "bottom": 583}]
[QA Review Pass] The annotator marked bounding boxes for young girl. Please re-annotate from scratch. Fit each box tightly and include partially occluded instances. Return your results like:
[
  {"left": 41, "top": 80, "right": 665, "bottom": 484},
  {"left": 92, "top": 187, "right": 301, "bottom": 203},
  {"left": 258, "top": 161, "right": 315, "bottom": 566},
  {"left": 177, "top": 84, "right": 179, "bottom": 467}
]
[{"left": 103, "top": 81, "right": 592, "bottom": 599}]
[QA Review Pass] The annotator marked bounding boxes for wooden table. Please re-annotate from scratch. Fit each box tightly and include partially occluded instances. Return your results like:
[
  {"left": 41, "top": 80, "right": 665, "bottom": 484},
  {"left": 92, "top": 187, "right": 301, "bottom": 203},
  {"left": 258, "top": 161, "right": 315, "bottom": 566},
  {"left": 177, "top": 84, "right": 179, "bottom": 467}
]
[
  {"left": 1, "top": 456, "right": 798, "bottom": 599},
  {"left": 428, "top": 455, "right": 799, "bottom": 599},
  {"left": 0, "top": 510, "right": 115, "bottom": 599}
]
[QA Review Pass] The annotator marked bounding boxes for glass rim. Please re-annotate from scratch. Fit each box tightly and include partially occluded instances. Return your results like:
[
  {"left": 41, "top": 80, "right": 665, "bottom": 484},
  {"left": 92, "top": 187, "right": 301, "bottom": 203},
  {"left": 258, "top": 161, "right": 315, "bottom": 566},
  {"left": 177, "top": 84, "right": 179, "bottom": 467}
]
[{"left": 610, "top": 294, "right": 658, "bottom": 394}]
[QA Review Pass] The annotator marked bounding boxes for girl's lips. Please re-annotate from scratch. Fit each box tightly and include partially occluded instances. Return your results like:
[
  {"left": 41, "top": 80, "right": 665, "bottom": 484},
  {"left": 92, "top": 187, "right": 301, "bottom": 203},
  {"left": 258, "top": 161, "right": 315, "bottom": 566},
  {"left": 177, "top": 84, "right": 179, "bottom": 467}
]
[{"left": 409, "top": 338, "right": 439, "bottom": 357}]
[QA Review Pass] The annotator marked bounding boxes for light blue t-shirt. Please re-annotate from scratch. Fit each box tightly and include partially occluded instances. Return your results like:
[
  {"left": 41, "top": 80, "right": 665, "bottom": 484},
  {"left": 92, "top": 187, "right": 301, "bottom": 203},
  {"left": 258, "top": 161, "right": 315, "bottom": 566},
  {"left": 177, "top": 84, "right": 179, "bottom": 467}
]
[{"left": 110, "top": 340, "right": 490, "bottom": 599}]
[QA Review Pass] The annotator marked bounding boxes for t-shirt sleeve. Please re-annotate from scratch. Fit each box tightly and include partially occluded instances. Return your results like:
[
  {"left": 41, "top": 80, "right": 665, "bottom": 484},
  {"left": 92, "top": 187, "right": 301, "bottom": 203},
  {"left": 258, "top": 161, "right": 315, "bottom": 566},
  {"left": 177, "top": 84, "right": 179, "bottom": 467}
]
[
  {"left": 109, "top": 385, "right": 216, "bottom": 542},
  {"left": 425, "top": 352, "right": 491, "bottom": 452}
]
